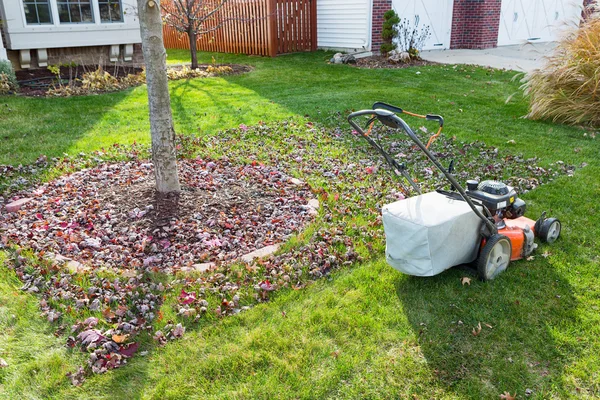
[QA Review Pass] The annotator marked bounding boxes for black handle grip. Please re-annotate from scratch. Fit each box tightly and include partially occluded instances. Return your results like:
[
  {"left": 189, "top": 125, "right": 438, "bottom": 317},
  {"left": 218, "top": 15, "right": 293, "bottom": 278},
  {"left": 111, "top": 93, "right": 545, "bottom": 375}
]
[
  {"left": 372, "top": 102, "right": 403, "bottom": 114},
  {"left": 426, "top": 114, "right": 444, "bottom": 127}
]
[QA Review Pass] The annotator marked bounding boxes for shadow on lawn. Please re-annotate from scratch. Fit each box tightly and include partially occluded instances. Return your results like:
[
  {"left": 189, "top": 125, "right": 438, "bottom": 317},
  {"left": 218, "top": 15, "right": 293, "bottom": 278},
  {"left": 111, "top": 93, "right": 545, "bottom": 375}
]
[
  {"left": 0, "top": 90, "right": 135, "bottom": 166},
  {"left": 395, "top": 261, "right": 579, "bottom": 397}
]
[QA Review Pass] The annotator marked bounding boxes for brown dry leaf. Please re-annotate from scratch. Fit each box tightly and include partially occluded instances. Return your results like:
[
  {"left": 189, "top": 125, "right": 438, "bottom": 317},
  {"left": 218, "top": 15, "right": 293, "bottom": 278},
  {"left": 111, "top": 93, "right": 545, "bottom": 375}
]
[
  {"left": 472, "top": 322, "right": 482, "bottom": 336},
  {"left": 461, "top": 277, "right": 471, "bottom": 286},
  {"left": 542, "top": 251, "right": 551, "bottom": 258},
  {"left": 526, "top": 256, "right": 535, "bottom": 261},
  {"left": 0, "top": 358, "right": 7, "bottom": 368},
  {"left": 485, "top": 323, "right": 493, "bottom": 329},
  {"left": 112, "top": 334, "right": 129, "bottom": 344},
  {"left": 500, "top": 391, "right": 516, "bottom": 400}
]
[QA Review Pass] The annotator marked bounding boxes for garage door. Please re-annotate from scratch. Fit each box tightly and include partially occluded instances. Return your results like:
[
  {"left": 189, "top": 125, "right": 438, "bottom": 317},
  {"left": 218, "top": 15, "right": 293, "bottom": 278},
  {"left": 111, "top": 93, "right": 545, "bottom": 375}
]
[
  {"left": 498, "top": 0, "right": 584, "bottom": 46},
  {"left": 317, "top": 0, "right": 371, "bottom": 51},
  {"left": 391, "top": 0, "right": 454, "bottom": 50}
]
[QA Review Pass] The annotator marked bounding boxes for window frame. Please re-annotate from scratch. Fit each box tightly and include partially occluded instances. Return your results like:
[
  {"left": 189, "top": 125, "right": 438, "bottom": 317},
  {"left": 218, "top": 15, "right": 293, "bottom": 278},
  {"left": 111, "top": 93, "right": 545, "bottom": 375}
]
[
  {"left": 98, "top": 0, "right": 124, "bottom": 23},
  {"left": 56, "top": 0, "right": 95, "bottom": 24},
  {"left": 22, "top": 0, "right": 54, "bottom": 25}
]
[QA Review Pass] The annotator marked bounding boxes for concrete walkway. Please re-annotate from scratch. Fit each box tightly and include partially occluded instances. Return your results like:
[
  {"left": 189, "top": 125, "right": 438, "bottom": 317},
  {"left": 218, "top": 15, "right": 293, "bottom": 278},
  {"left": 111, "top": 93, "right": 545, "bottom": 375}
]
[{"left": 420, "top": 42, "right": 556, "bottom": 73}]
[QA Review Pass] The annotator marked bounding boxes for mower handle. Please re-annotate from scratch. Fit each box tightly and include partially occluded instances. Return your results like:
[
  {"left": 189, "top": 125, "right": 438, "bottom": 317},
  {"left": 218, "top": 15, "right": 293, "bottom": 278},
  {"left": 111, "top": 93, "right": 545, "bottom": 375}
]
[
  {"left": 347, "top": 108, "right": 497, "bottom": 236},
  {"left": 372, "top": 102, "right": 444, "bottom": 127}
]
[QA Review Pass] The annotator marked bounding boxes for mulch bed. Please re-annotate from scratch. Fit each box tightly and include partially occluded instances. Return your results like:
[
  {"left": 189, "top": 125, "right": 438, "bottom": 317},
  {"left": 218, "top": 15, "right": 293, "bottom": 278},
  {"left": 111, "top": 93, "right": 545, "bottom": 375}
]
[
  {"left": 353, "top": 56, "right": 435, "bottom": 69},
  {"left": 1, "top": 158, "right": 314, "bottom": 273},
  {"left": 14, "top": 63, "right": 252, "bottom": 96}
]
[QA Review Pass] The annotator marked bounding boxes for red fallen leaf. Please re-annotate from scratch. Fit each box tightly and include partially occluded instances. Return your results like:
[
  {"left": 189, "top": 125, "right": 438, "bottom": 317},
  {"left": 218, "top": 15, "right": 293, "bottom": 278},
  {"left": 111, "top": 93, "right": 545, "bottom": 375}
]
[
  {"left": 259, "top": 280, "right": 274, "bottom": 291},
  {"left": 365, "top": 166, "right": 376, "bottom": 174},
  {"left": 77, "top": 329, "right": 106, "bottom": 347},
  {"left": 499, "top": 391, "right": 516, "bottom": 400},
  {"left": 119, "top": 342, "right": 139, "bottom": 358},
  {"left": 333, "top": 193, "right": 340, "bottom": 201},
  {"left": 179, "top": 289, "right": 197, "bottom": 305}
]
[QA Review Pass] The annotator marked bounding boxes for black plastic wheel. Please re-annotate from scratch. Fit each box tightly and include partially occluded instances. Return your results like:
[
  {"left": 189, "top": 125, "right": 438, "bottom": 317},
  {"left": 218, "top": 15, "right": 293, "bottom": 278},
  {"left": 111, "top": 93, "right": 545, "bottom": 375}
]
[
  {"left": 538, "top": 218, "right": 561, "bottom": 244},
  {"left": 477, "top": 234, "right": 512, "bottom": 281}
]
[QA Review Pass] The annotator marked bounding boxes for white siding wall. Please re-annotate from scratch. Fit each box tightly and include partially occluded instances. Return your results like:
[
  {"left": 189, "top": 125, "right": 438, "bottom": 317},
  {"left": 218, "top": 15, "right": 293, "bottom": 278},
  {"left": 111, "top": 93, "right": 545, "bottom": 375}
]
[
  {"left": 0, "top": 30, "right": 7, "bottom": 60},
  {"left": 317, "top": 0, "right": 372, "bottom": 51},
  {"left": 0, "top": 0, "right": 140, "bottom": 50}
]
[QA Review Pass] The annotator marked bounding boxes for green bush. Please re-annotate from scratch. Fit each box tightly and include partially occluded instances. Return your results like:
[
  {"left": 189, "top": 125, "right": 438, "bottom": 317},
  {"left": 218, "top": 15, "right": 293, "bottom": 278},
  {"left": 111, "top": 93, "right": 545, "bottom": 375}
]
[
  {"left": 522, "top": 6, "right": 600, "bottom": 126},
  {"left": 381, "top": 10, "right": 400, "bottom": 54},
  {"left": 0, "top": 60, "right": 18, "bottom": 93}
]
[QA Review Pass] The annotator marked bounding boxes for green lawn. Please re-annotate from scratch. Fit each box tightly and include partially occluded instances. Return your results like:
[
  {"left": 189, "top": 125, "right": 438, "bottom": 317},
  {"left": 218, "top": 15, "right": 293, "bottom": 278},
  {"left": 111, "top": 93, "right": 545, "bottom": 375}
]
[{"left": 1, "top": 50, "right": 599, "bottom": 399}]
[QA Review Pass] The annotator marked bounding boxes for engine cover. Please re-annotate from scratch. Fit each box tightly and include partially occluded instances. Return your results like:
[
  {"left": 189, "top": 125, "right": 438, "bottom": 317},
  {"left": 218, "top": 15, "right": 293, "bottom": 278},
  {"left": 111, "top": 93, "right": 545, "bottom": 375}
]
[{"left": 465, "top": 180, "right": 519, "bottom": 215}]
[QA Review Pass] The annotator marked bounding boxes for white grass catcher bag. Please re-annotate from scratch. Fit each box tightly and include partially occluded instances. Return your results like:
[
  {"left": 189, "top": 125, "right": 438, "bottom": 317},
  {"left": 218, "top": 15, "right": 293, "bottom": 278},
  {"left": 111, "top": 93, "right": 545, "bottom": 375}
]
[{"left": 382, "top": 191, "right": 483, "bottom": 277}]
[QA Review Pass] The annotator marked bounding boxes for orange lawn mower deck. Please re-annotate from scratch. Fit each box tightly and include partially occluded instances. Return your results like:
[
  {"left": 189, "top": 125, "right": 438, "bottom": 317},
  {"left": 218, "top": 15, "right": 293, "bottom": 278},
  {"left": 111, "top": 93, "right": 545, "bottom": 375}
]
[{"left": 348, "top": 102, "right": 561, "bottom": 281}]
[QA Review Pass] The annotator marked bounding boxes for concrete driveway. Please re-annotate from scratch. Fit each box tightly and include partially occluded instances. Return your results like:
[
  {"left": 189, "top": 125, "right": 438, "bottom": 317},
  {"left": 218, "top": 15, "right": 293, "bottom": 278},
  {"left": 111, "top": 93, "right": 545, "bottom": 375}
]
[{"left": 420, "top": 42, "right": 556, "bottom": 73}]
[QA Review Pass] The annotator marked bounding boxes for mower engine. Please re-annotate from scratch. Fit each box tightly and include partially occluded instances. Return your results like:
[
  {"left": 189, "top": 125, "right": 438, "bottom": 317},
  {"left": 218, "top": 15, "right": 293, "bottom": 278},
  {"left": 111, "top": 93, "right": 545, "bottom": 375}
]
[{"left": 465, "top": 180, "right": 527, "bottom": 219}]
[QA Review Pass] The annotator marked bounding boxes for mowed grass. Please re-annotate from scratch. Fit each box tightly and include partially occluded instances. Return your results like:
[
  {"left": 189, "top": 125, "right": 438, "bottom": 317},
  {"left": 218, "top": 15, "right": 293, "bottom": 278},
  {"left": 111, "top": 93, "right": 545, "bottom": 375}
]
[{"left": 0, "top": 50, "right": 599, "bottom": 399}]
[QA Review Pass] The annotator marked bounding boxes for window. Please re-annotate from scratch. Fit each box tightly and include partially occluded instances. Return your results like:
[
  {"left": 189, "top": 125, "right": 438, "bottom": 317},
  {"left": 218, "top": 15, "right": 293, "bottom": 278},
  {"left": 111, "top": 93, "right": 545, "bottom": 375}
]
[
  {"left": 23, "top": 0, "right": 52, "bottom": 24},
  {"left": 57, "top": 0, "right": 94, "bottom": 23},
  {"left": 99, "top": 0, "right": 123, "bottom": 22}
]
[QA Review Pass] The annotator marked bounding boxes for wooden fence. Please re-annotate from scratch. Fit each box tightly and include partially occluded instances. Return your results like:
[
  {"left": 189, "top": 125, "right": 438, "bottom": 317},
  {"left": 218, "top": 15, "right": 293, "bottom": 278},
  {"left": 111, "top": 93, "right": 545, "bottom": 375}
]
[{"left": 162, "top": 0, "right": 317, "bottom": 57}]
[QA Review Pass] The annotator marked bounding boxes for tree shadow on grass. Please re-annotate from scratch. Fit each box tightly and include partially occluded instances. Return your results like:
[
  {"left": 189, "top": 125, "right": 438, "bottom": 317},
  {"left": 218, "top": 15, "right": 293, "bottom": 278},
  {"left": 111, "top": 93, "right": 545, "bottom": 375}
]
[
  {"left": 0, "top": 88, "right": 139, "bottom": 166},
  {"left": 395, "top": 261, "right": 579, "bottom": 398}
]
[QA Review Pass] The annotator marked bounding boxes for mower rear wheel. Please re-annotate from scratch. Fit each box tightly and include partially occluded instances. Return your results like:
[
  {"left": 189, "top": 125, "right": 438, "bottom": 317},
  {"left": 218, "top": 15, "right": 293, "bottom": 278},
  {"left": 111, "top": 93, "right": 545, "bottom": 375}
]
[
  {"left": 478, "top": 234, "right": 512, "bottom": 281},
  {"left": 539, "top": 218, "right": 561, "bottom": 244}
]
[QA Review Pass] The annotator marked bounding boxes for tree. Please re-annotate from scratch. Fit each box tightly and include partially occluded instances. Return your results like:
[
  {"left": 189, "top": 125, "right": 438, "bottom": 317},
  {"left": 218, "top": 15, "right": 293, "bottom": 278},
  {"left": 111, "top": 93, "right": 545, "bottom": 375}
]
[
  {"left": 162, "top": 0, "right": 229, "bottom": 69},
  {"left": 137, "top": 0, "right": 181, "bottom": 193}
]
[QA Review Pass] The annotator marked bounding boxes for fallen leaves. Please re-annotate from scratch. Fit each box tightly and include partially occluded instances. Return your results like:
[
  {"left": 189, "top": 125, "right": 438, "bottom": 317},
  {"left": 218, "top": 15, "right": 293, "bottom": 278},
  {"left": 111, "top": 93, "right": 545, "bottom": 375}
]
[
  {"left": 0, "top": 121, "right": 579, "bottom": 386},
  {"left": 472, "top": 322, "right": 482, "bottom": 336},
  {"left": 500, "top": 391, "right": 516, "bottom": 400}
]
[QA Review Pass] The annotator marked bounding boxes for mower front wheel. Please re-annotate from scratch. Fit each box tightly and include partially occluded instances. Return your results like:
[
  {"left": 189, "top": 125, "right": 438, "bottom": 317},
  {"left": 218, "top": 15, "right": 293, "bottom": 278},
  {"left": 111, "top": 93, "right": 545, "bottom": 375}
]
[
  {"left": 538, "top": 218, "right": 561, "bottom": 244},
  {"left": 478, "top": 234, "right": 512, "bottom": 281}
]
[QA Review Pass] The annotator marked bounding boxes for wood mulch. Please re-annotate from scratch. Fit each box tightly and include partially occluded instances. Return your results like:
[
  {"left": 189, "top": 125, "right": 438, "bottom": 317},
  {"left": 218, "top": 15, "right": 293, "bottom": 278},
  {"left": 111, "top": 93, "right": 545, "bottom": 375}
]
[{"left": 352, "top": 56, "right": 436, "bottom": 69}]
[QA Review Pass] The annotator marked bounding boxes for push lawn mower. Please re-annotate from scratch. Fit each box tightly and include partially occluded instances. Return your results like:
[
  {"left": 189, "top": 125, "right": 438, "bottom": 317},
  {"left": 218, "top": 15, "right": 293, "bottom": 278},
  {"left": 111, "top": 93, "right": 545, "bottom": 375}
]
[{"left": 347, "top": 102, "right": 561, "bottom": 280}]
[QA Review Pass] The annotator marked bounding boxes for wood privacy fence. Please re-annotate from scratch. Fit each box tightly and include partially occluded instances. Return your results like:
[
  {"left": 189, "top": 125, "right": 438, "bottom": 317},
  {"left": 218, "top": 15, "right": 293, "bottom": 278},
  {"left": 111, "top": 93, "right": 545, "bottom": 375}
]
[{"left": 162, "top": 0, "right": 317, "bottom": 57}]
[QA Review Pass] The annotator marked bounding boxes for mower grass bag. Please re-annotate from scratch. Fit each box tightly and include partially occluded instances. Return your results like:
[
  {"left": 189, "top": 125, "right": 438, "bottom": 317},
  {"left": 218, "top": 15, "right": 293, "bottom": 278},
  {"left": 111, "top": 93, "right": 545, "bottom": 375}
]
[{"left": 382, "top": 191, "right": 483, "bottom": 277}]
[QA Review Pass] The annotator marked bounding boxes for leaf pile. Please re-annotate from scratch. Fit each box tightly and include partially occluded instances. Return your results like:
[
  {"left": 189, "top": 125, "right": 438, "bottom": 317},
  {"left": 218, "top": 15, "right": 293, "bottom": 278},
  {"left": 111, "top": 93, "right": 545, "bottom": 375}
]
[{"left": 1, "top": 158, "right": 314, "bottom": 273}]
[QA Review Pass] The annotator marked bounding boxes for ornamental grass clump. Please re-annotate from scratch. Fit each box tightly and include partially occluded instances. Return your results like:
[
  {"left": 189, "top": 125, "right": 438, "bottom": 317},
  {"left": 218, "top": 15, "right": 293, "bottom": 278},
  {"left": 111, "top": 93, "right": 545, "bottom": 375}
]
[
  {"left": 522, "top": 4, "right": 600, "bottom": 126},
  {"left": 0, "top": 60, "right": 18, "bottom": 94}
]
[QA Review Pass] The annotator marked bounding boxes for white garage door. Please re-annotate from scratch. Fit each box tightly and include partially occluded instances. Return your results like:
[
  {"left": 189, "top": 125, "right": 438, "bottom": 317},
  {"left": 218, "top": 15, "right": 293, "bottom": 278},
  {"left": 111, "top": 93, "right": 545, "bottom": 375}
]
[
  {"left": 498, "top": 0, "right": 584, "bottom": 46},
  {"left": 391, "top": 0, "right": 454, "bottom": 50},
  {"left": 317, "top": 0, "right": 371, "bottom": 51}
]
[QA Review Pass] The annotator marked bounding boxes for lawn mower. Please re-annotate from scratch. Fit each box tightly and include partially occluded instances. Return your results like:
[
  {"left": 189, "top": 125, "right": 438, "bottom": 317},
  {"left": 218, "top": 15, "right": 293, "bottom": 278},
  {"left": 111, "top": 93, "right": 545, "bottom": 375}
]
[{"left": 347, "top": 102, "right": 561, "bottom": 280}]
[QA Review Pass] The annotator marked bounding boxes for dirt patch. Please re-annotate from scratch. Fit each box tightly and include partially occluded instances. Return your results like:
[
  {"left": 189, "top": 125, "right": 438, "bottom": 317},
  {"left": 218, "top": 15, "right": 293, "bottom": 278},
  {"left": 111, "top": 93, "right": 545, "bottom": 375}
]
[
  {"left": 15, "top": 64, "right": 252, "bottom": 96},
  {"left": 353, "top": 56, "right": 436, "bottom": 69},
  {"left": 1, "top": 158, "right": 314, "bottom": 271}
]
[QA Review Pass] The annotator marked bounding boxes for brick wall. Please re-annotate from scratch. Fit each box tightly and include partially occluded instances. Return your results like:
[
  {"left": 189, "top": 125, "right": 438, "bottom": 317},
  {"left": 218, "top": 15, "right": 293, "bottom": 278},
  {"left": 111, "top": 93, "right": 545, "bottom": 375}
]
[
  {"left": 371, "top": 0, "right": 392, "bottom": 52},
  {"left": 450, "top": 0, "right": 502, "bottom": 49}
]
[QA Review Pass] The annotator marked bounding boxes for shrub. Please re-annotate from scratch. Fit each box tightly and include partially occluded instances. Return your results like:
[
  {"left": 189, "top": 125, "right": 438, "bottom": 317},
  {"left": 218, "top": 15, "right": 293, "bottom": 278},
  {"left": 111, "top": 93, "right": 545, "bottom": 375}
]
[
  {"left": 522, "top": 5, "right": 600, "bottom": 126},
  {"left": 206, "top": 65, "right": 233, "bottom": 75},
  {"left": 166, "top": 65, "right": 208, "bottom": 80},
  {"left": 0, "top": 60, "right": 18, "bottom": 92},
  {"left": 81, "top": 66, "right": 120, "bottom": 91},
  {"left": 396, "top": 16, "right": 431, "bottom": 60},
  {"left": 381, "top": 10, "right": 400, "bottom": 54}
]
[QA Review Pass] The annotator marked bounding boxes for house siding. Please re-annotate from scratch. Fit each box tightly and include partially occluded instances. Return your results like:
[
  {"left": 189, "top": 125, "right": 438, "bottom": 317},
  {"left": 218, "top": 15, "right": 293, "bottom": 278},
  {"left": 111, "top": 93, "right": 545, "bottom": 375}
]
[{"left": 317, "top": 0, "right": 372, "bottom": 51}]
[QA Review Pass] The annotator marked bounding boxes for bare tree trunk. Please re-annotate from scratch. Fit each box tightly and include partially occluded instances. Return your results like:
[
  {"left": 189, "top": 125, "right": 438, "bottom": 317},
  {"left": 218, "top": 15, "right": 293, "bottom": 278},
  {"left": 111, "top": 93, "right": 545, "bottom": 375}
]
[
  {"left": 188, "top": 28, "right": 199, "bottom": 69},
  {"left": 137, "top": 0, "right": 181, "bottom": 193}
]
